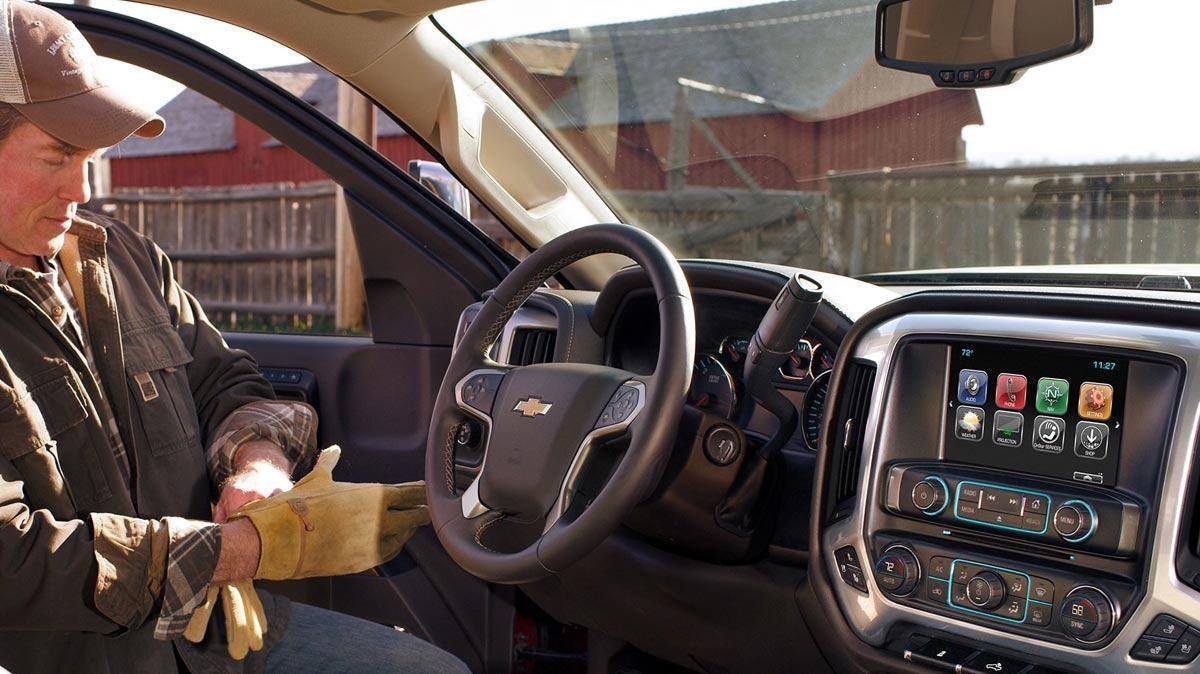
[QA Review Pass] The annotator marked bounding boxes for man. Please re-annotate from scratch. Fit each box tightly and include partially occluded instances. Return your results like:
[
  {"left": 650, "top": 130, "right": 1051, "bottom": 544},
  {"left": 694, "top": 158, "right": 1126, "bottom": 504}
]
[{"left": 0, "top": 2, "right": 467, "bottom": 672}]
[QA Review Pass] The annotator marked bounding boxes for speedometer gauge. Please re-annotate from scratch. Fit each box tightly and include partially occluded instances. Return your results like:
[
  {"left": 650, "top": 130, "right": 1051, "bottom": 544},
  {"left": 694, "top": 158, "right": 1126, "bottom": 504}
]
[{"left": 803, "top": 370, "right": 831, "bottom": 449}]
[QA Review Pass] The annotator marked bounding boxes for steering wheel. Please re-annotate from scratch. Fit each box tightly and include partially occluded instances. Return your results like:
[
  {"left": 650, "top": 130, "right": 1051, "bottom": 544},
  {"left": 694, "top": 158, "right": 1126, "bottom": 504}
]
[{"left": 425, "top": 224, "right": 694, "bottom": 584}]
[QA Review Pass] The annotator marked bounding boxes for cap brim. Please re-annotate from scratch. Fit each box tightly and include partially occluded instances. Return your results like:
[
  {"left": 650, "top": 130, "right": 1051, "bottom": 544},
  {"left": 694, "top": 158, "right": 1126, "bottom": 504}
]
[{"left": 15, "top": 84, "right": 164, "bottom": 150}]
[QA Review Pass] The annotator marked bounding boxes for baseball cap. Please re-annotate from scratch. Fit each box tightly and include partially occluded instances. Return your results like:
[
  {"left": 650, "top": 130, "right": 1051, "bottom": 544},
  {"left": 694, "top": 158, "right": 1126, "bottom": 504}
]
[{"left": 0, "top": 0, "right": 164, "bottom": 149}]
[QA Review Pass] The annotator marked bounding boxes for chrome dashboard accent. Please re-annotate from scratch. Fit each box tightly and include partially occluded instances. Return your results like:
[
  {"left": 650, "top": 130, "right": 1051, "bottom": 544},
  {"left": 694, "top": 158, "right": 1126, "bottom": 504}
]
[{"left": 822, "top": 313, "right": 1199, "bottom": 672}]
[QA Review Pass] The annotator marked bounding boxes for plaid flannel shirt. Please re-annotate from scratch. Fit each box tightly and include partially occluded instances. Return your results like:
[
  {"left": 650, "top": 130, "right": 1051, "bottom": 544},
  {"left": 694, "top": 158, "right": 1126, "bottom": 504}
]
[{"left": 0, "top": 258, "right": 317, "bottom": 640}]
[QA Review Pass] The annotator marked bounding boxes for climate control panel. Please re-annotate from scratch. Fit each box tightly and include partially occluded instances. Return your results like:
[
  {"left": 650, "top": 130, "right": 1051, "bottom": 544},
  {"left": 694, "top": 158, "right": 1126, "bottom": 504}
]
[
  {"left": 884, "top": 463, "right": 1140, "bottom": 556},
  {"left": 867, "top": 538, "right": 1128, "bottom": 648}
]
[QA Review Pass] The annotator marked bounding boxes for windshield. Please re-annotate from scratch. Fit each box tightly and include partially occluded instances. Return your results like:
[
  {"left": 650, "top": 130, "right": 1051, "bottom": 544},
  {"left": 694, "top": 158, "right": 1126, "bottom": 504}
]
[{"left": 435, "top": 0, "right": 1200, "bottom": 280}]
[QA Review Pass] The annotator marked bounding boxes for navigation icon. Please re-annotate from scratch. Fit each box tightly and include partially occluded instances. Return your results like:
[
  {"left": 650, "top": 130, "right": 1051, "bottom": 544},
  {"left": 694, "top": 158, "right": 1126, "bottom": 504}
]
[
  {"left": 1032, "top": 415, "right": 1065, "bottom": 453},
  {"left": 1074, "top": 421, "right": 1110, "bottom": 460}
]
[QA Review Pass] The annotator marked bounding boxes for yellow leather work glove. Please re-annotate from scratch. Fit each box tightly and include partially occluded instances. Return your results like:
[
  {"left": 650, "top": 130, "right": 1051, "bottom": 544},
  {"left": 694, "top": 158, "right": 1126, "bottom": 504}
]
[
  {"left": 230, "top": 445, "right": 429, "bottom": 580},
  {"left": 183, "top": 580, "right": 267, "bottom": 660}
]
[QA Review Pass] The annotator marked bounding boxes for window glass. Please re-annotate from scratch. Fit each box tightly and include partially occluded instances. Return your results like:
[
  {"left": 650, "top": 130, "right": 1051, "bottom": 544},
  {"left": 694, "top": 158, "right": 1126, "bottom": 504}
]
[{"left": 437, "top": 0, "right": 1200, "bottom": 277}]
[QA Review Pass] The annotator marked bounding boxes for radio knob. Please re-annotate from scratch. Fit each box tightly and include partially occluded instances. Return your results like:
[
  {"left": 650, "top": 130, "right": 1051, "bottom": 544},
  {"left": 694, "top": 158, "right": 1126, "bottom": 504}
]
[
  {"left": 965, "top": 571, "right": 1007, "bottom": 610},
  {"left": 1053, "top": 500, "right": 1097, "bottom": 542},
  {"left": 1060, "top": 586, "right": 1115, "bottom": 643},
  {"left": 911, "top": 477, "right": 948, "bottom": 515},
  {"left": 874, "top": 545, "right": 921, "bottom": 596}
]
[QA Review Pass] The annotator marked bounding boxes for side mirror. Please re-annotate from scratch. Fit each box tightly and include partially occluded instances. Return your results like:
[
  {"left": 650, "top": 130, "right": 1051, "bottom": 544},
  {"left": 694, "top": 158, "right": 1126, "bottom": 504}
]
[
  {"left": 408, "top": 160, "right": 472, "bottom": 221},
  {"left": 876, "top": 0, "right": 1093, "bottom": 87}
]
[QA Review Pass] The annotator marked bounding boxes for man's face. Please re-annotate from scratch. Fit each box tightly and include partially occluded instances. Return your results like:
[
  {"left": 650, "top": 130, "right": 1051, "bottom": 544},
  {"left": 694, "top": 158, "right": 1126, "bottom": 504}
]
[{"left": 0, "top": 121, "right": 96, "bottom": 268}]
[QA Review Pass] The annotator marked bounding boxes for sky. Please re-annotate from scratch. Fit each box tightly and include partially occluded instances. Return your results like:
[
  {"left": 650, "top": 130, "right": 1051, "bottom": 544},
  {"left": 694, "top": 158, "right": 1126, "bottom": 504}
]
[{"left": 72, "top": 0, "right": 1200, "bottom": 168}]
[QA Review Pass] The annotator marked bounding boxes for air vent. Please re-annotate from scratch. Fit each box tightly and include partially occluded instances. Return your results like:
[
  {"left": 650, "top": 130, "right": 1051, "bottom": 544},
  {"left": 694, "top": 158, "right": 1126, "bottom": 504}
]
[
  {"left": 509, "top": 328, "right": 557, "bottom": 365},
  {"left": 831, "top": 361, "right": 876, "bottom": 520}
]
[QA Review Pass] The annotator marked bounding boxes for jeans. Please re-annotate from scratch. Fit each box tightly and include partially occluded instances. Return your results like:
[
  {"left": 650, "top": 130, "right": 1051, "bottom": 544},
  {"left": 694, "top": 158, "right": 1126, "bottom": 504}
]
[{"left": 265, "top": 602, "right": 470, "bottom": 674}]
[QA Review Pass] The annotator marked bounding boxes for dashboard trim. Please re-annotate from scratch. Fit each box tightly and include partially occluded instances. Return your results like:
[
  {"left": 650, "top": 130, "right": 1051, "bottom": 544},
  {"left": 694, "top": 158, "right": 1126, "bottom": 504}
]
[{"left": 822, "top": 312, "right": 1197, "bottom": 672}]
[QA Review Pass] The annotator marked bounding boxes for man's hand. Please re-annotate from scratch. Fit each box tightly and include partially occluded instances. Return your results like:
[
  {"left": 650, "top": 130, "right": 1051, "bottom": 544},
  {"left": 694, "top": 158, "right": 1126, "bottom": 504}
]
[
  {"left": 213, "top": 441, "right": 294, "bottom": 523},
  {"left": 230, "top": 445, "right": 429, "bottom": 581}
]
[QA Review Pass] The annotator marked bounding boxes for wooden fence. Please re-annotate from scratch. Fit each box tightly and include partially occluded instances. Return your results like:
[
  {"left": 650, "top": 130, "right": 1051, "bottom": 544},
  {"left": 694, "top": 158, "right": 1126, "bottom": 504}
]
[
  {"left": 94, "top": 163, "right": 1200, "bottom": 334},
  {"left": 623, "top": 162, "right": 1200, "bottom": 276},
  {"left": 95, "top": 182, "right": 340, "bottom": 332}
]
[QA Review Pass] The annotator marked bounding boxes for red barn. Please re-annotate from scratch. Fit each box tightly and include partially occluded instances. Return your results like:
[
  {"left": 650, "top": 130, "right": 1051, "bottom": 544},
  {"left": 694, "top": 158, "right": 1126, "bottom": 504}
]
[{"left": 108, "top": 1, "right": 980, "bottom": 201}]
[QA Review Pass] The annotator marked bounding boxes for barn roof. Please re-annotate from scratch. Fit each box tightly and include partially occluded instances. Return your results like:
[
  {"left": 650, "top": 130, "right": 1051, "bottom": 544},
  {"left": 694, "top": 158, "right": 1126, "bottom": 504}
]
[
  {"left": 110, "top": 62, "right": 408, "bottom": 158},
  {"left": 479, "top": 0, "right": 934, "bottom": 128}
]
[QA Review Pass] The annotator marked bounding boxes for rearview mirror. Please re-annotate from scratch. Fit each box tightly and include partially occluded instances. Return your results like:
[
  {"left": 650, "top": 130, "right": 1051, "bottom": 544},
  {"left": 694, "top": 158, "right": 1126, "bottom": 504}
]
[{"left": 876, "top": 0, "right": 1093, "bottom": 87}]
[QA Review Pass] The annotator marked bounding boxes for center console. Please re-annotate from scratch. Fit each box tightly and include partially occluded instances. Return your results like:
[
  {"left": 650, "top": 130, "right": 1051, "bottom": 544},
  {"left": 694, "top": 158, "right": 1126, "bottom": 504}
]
[{"left": 822, "top": 312, "right": 1200, "bottom": 673}]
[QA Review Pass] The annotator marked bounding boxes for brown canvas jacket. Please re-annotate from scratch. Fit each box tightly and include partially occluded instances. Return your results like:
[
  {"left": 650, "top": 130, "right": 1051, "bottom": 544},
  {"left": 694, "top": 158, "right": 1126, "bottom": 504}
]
[{"left": 0, "top": 212, "right": 289, "bottom": 673}]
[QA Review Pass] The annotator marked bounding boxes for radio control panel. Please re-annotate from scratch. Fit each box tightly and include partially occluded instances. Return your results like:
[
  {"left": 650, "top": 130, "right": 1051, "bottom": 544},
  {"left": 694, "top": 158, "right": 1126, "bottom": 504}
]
[{"left": 883, "top": 463, "right": 1141, "bottom": 556}]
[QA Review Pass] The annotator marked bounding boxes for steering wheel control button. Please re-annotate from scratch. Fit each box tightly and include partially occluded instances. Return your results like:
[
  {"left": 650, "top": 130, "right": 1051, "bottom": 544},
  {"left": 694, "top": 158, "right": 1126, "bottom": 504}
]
[
  {"left": 966, "top": 571, "right": 1006, "bottom": 610},
  {"left": 904, "top": 636, "right": 974, "bottom": 671},
  {"left": 1073, "top": 421, "right": 1109, "bottom": 460},
  {"left": 1053, "top": 500, "right": 1096, "bottom": 542},
  {"left": 595, "top": 384, "right": 642, "bottom": 429},
  {"left": 460, "top": 373, "right": 503, "bottom": 415},
  {"left": 1060, "top": 587, "right": 1114, "bottom": 643},
  {"left": 911, "top": 478, "right": 948, "bottom": 515},
  {"left": 955, "top": 405, "right": 985, "bottom": 441},
  {"left": 874, "top": 545, "right": 920, "bottom": 596},
  {"left": 961, "top": 652, "right": 1028, "bottom": 674},
  {"left": 703, "top": 425, "right": 741, "bottom": 466}
]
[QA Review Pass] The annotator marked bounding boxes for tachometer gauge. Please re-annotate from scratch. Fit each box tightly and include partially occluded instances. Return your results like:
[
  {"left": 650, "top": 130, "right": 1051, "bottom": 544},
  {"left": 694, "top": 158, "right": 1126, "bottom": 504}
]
[
  {"left": 780, "top": 339, "right": 814, "bottom": 380},
  {"left": 718, "top": 336, "right": 749, "bottom": 369},
  {"left": 689, "top": 354, "right": 737, "bottom": 419},
  {"left": 803, "top": 370, "right": 831, "bottom": 449},
  {"left": 812, "top": 343, "right": 836, "bottom": 376}
]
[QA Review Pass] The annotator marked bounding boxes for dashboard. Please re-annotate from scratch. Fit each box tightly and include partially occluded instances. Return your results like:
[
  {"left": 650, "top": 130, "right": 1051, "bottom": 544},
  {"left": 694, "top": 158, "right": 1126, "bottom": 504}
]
[
  {"left": 815, "top": 295, "right": 1200, "bottom": 674},
  {"left": 454, "top": 260, "right": 1200, "bottom": 674},
  {"left": 605, "top": 287, "right": 836, "bottom": 449}
]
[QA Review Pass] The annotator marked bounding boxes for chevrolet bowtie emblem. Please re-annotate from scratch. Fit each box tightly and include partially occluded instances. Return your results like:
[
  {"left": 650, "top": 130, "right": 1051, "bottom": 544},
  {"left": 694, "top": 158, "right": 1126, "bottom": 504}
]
[{"left": 513, "top": 397, "right": 553, "bottom": 418}]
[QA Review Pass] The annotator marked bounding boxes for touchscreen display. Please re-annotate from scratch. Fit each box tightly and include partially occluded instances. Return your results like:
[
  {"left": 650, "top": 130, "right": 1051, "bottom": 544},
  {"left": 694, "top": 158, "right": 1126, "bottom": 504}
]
[{"left": 943, "top": 342, "right": 1125, "bottom": 486}]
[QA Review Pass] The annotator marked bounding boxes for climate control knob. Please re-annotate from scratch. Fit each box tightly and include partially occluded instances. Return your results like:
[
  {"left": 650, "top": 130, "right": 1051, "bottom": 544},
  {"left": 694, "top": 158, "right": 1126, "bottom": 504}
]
[
  {"left": 1060, "top": 586, "right": 1115, "bottom": 643},
  {"left": 874, "top": 545, "right": 921, "bottom": 596},
  {"left": 911, "top": 477, "right": 948, "bottom": 515},
  {"left": 965, "top": 571, "right": 1007, "bottom": 610},
  {"left": 1053, "top": 500, "right": 1097, "bottom": 542}
]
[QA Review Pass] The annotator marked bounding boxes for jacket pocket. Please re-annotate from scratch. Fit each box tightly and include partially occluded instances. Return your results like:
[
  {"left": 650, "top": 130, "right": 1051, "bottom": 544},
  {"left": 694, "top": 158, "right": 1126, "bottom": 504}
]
[
  {"left": 25, "top": 361, "right": 90, "bottom": 439},
  {"left": 0, "top": 380, "right": 53, "bottom": 461},
  {"left": 123, "top": 322, "right": 201, "bottom": 458}
]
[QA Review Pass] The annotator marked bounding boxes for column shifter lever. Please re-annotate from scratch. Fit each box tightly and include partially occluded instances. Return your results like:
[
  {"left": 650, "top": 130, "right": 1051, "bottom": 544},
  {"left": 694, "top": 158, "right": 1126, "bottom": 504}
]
[{"left": 716, "top": 273, "right": 823, "bottom": 535}]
